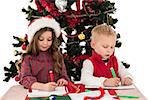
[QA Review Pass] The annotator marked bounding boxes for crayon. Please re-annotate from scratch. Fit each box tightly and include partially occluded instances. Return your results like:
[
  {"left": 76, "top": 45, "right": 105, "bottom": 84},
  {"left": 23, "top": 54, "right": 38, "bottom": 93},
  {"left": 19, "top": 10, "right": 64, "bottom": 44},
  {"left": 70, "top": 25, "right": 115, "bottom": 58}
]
[
  {"left": 117, "top": 95, "right": 139, "bottom": 99},
  {"left": 49, "top": 70, "right": 54, "bottom": 82},
  {"left": 85, "top": 89, "right": 91, "bottom": 92},
  {"left": 110, "top": 67, "right": 117, "bottom": 77}
]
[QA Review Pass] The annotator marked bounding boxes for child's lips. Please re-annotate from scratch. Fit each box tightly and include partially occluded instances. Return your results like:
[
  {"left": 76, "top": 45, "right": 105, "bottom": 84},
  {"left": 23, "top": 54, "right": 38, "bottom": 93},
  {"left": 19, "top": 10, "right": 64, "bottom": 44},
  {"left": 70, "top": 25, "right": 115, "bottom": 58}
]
[{"left": 42, "top": 46, "right": 48, "bottom": 48}]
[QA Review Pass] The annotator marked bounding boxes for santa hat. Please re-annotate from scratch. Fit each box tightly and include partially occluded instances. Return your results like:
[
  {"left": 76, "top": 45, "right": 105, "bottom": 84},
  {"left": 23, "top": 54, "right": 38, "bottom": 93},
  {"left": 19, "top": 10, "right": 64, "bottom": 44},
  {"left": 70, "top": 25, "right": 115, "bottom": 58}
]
[{"left": 28, "top": 16, "right": 61, "bottom": 43}]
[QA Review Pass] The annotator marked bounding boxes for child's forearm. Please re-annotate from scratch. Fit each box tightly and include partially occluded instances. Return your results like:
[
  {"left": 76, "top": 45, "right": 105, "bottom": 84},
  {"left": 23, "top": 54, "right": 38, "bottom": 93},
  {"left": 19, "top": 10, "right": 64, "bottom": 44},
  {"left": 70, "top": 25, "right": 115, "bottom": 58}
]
[
  {"left": 31, "top": 82, "right": 57, "bottom": 91},
  {"left": 31, "top": 82, "right": 45, "bottom": 90}
]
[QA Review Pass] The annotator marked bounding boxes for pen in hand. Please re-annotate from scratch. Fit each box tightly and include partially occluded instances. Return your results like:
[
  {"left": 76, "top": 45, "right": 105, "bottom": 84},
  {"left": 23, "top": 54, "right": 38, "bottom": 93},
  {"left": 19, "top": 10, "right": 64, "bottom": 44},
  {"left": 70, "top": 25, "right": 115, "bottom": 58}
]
[
  {"left": 110, "top": 67, "right": 117, "bottom": 78},
  {"left": 49, "top": 70, "right": 54, "bottom": 82}
]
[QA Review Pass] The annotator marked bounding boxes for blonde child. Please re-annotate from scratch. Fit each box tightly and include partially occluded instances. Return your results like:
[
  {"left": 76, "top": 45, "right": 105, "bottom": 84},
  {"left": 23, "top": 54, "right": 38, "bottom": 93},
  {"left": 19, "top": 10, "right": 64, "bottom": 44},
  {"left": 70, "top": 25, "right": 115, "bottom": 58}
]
[
  {"left": 19, "top": 16, "right": 69, "bottom": 91},
  {"left": 81, "top": 24, "right": 133, "bottom": 87}
]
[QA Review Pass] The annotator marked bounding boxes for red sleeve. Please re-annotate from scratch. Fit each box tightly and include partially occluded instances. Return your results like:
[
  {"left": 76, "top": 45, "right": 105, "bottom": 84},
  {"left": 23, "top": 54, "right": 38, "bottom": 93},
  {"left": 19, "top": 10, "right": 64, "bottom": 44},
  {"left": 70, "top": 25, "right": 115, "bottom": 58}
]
[{"left": 20, "top": 55, "right": 37, "bottom": 89}]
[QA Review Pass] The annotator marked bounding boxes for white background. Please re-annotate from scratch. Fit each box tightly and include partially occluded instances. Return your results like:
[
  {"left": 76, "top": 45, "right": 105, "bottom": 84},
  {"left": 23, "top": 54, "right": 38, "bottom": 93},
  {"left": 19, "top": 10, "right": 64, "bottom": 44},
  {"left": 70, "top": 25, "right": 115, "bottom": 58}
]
[{"left": 0, "top": 0, "right": 149, "bottom": 99}]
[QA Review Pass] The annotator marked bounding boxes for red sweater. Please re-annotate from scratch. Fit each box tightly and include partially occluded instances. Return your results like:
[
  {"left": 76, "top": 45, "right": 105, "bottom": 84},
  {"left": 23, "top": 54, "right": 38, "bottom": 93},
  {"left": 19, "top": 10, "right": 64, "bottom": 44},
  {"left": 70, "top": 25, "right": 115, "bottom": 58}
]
[
  {"left": 19, "top": 51, "right": 69, "bottom": 88},
  {"left": 88, "top": 51, "right": 119, "bottom": 78}
]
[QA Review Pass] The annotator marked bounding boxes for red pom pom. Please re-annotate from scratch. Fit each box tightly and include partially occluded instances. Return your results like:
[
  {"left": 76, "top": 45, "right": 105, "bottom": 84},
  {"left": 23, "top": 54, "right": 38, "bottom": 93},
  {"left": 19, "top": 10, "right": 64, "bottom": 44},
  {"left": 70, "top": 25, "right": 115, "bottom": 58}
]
[
  {"left": 28, "top": 88, "right": 32, "bottom": 93},
  {"left": 22, "top": 44, "right": 26, "bottom": 50},
  {"left": 15, "top": 76, "right": 20, "bottom": 81}
]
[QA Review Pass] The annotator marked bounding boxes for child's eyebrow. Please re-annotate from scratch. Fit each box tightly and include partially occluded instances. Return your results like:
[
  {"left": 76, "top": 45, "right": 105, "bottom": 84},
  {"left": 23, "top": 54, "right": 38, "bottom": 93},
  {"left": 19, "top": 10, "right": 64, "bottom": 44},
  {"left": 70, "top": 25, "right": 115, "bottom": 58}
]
[
  {"left": 38, "top": 36, "right": 44, "bottom": 39},
  {"left": 103, "top": 44, "right": 109, "bottom": 46},
  {"left": 103, "top": 44, "right": 115, "bottom": 47},
  {"left": 102, "top": 45, "right": 109, "bottom": 48},
  {"left": 48, "top": 37, "right": 52, "bottom": 39},
  {"left": 39, "top": 36, "right": 44, "bottom": 38}
]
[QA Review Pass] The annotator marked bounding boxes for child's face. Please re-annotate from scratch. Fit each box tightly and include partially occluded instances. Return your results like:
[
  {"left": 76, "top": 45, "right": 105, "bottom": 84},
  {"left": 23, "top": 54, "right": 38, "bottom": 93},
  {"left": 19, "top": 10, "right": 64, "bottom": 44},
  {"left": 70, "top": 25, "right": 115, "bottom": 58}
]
[
  {"left": 38, "top": 31, "right": 53, "bottom": 52},
  {"left": 91, "top": 34, "right": 116, "bottom": 60}
]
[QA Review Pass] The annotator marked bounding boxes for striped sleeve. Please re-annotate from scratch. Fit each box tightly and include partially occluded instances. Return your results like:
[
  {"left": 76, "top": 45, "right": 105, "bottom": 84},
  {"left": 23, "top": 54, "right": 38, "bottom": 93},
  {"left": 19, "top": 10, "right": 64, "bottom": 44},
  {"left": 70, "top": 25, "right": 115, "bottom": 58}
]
[{"left": 19, "top": 55, "right": 37, "bottom": 88}]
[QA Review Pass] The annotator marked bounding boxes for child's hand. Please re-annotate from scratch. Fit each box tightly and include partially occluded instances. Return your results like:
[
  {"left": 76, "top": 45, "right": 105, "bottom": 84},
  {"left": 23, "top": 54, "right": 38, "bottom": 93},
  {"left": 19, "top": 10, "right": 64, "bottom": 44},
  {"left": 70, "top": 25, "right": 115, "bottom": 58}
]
[
  {"left": 57, "top": 78, "right": 68, "bottom": 86},
  {"left": 43, "top": 82, "right": 57, "bottom": 91},
  {"left": 103, "top": 78, "right": 120, "bottom": 87},
  {"left": 121, "top": 77, "right": 133, "bottom": 86}
]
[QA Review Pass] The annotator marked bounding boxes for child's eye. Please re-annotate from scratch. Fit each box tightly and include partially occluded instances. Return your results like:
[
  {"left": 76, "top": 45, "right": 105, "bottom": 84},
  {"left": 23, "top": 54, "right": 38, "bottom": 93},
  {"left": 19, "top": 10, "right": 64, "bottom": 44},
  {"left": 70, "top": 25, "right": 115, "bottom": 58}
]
[
  {"left": 48, "top": 38, "right": 52, "bottom": 41},
  {"left": 39, "top": 38, "right": 44, "bottom": 41},
  {"left": 103, "top": 45, "right": 108, "bottom": 48},
  {"left": 111, "top": 46, "right": 114, "bottom": 49},
  {"left": 38, "top": 36, "right": 44, "bottom": 41}
]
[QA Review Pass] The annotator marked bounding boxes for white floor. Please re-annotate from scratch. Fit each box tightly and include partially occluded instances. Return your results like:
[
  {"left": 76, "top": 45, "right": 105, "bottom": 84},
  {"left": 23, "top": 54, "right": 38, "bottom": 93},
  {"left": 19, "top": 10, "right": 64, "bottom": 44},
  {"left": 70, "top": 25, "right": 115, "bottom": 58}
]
[{"left": 0, "top": 78, "right": 19, "bottom": 97}]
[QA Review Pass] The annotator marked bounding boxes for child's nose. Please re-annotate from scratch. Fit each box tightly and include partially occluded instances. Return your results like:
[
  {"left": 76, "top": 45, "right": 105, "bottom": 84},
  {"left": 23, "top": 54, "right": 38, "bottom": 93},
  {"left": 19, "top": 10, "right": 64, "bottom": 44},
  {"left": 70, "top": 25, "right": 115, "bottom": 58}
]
[
  {"left": 106, "top": 49, "right": 111, "bottom": 53},
  {"left": 43, "top": 40, "right": 48, "bottom": 45}
]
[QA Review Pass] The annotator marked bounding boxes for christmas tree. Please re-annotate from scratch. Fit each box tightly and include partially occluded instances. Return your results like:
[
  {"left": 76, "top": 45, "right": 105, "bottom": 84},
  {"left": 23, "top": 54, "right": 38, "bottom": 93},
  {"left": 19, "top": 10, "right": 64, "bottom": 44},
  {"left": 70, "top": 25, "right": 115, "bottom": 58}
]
[{"left": 3, "top": 0, "right": 130, "bottom": 82}]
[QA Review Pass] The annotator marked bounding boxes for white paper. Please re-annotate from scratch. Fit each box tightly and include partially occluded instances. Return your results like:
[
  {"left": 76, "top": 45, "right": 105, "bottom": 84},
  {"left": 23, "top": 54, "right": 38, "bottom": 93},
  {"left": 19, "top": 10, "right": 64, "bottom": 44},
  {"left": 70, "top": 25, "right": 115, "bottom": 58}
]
[
  {"left": 85, "top": 84, "right": 135, "bottom": 90},
  {"left": 27, "top": 86, "right": 66, "bottom": 97}
]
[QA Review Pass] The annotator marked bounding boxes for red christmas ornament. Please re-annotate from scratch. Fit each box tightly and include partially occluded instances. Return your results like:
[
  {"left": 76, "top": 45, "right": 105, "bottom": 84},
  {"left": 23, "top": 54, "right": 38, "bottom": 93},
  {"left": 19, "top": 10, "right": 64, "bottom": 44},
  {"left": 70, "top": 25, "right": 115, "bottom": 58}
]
[
  {"left": 22, "top": 44, "right": 27, "bottom": 50},
  {"left": 15, "top": 75, "right": 20, "bottom": 81}
]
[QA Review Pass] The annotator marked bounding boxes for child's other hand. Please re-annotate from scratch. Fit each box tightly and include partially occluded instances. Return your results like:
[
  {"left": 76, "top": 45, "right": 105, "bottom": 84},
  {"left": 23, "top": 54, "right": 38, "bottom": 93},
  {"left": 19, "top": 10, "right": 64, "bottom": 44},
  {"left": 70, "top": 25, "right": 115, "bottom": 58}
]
[
  {"left": 44, "top": 82, "right": 57, "bottom": 91},
  {"left": 103, "top": 78, "right": 120, "bottom": 87},
  {"left": 57, "top": 78, "right": 68, "bottom": 86},
  {"left": 121, "top": 77, "right": 133, "bottom": 86}
]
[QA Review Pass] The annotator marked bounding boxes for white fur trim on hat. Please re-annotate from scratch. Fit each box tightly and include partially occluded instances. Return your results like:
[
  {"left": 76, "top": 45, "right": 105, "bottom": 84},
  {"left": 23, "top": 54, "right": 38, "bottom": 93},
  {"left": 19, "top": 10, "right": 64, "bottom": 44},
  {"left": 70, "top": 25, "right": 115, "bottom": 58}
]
[{"left": 28, "top": 16, "right": 61, "bottom": 43}]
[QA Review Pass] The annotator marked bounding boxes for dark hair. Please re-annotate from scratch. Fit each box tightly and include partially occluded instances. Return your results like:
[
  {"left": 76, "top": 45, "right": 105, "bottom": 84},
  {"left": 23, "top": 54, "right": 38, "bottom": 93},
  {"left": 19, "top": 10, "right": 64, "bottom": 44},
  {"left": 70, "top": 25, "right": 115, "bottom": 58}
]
[{"left": 25, "top": 27, "right": 63, "bottom": 73}]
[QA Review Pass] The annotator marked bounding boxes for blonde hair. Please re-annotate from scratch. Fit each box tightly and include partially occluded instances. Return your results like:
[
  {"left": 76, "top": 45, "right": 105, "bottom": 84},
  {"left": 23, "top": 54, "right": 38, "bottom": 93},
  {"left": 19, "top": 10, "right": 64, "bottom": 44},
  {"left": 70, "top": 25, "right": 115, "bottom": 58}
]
[{"left": 91, "top": 24, "right": 116, "bottom": 41}]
